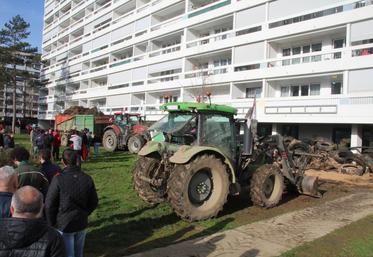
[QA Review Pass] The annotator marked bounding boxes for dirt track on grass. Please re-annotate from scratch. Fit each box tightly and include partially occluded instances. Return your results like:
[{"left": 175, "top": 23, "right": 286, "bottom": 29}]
[{"left": 126, "top": 191, "right": 373, "bottom": 257}]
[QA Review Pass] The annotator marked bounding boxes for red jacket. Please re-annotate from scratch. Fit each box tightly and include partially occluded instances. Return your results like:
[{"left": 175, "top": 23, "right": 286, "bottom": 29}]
[{"left": 53, "top": 132, "right": 61, "bottom": 148}]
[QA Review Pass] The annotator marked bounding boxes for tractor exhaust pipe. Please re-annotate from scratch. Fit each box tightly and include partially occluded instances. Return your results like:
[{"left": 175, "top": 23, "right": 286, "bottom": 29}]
[{"left": 298, "top": 175, "right": 322, "bottom": 198}]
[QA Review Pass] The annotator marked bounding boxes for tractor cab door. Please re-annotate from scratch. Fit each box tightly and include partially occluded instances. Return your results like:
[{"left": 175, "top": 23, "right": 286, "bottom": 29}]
[{"left": 200, "top": 113, "right": 237, "bottom": 161}]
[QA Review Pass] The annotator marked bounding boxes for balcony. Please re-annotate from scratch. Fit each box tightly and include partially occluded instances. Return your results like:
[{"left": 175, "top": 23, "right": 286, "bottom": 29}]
[
  {"left": 185, "top": 50, "right": 232, "bottom": 78},
  {"left": 149, "top": 31, "right": 182, "bottom": 57},
  {"left": 150, "top": 1, "right": 185, "bottom": 32},
  {"left": 186, "top": 15, "right": 233, "bottom": 48}
]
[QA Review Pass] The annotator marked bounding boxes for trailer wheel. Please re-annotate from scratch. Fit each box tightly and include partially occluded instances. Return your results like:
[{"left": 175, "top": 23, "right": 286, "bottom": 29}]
[
  {"left": 128, "top": 135, "right": 145, "bottom": 154},
  {"left": 250, "top": 164, "right": 284, "bottom": 208},
  {"left": 167, "top": 154, "right": 230, "bottom": 221},
  {"left": 102, "top": 130, "right": 117, "bottom": 152},
  {"left": 133, "top": 156, "right": 166, "bottom": 204}
]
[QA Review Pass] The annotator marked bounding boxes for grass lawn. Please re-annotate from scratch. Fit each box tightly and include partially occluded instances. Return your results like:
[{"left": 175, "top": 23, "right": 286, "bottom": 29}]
[
  {"left": 281, "top": 214, "right": 373, "bottom": 257},
  {"left": 11, "top": 134, "right": 364, "bottom": 257}
]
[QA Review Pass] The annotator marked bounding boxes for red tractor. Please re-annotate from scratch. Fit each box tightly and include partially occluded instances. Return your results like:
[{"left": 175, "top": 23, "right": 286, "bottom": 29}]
[{"left": 102, "top": 112, "right": 147, "bottom": 153}]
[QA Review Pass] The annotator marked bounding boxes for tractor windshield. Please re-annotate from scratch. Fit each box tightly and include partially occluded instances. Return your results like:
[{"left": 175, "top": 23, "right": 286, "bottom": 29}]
[
  {"left": 128, "top": 115, "right": 139, "bottom": 125},
  {"left": 149, "top": 112, "right": 196, "bottom": 134}
]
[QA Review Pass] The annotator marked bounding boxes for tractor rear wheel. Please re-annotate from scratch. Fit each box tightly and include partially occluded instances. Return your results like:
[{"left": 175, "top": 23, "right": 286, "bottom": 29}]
[
  {"left": 128, "top": 135, "right": 145, "bottom": 154},
  {"left": 133, "top": 156, "right": 166, "bottom": 204},
  {"left": 250, "top": 164, "right": 284, "bottom": 208},
  {"left": 103, "top": 130, "right": 117, "bottom": 152},
  {"left": 167, "top": 154, "right": 230, "bottom": 221}
]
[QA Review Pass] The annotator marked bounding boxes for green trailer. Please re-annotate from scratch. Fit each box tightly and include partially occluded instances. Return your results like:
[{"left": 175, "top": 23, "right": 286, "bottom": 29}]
[{"left": 55, "top": 114, "right": 112, "bottom": 146}]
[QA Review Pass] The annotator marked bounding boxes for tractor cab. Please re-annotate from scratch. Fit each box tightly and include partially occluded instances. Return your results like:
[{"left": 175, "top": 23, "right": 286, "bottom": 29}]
[
  {"left": 147, "top": 102, "right": 237, "bottom": 159},
  {"left": 113, "top": 112, "right": 141, "bottom": 127}
]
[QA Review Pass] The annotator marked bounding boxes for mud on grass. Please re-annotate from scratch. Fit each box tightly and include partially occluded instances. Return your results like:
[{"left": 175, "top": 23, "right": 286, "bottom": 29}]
[{"left": 83, "top": 150, "right": 356, "bottom": 257}]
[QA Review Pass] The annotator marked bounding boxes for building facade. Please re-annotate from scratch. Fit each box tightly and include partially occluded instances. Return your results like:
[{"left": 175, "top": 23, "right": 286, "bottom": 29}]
[
  {"left": 40, "top": 0, "right": 373, "bottom": 147},
  {"left": 1, "top": 54, "right": 41, "bottom": 125}
]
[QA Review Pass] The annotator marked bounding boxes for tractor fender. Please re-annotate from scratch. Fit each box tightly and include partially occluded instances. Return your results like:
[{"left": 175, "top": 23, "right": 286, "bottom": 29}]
[
  {"left": 169, "top": 146, "right": 236, "bottom": 184},
  {"left": 138, "top": 141, "right": 162, "bottom": 157},
  {"left": 138, "top": 141, "right": 180, "bottom": 157},
  {"left": 104, "top": 124, "right": 122, "bottom": 136},
  {"left": 132, "top": 124, "right": 147, "bottom": 135}
]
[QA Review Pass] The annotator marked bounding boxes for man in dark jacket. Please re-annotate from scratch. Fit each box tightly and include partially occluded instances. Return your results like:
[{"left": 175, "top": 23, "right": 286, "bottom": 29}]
[
  {"left": 0, "top": 186, "right": 66, "bottom": 257},
  {"left": 0, "top": 166, "right": 18, "bottom": 218},
  {"left": 39, "top": 149, "right": 62, "bottom": 184},
  {"left": 45, "top": 149, "right": 98, "bottom": 257},
  {"left": 10, "top": 147, "right": 49, "bottom": 197}
]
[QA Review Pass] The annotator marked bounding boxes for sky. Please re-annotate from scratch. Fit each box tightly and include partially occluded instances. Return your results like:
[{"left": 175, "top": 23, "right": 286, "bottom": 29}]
[{"left": 0, "top": 0, "right": 44, "bottom": 53}]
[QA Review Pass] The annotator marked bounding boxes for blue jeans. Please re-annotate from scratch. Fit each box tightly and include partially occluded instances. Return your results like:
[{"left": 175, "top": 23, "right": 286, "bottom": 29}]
[
  {"left": 59, "top": 230, "right": 86, "bottom": 257},
  {"left": 94, "top": 142, "right": 100, "bottom": 156}
]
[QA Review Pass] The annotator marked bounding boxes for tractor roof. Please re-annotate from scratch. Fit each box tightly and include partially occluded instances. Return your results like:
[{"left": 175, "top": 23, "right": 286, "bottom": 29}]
[
  {"left": 161, "top": 102, "right": 237, "bottom": 115},
  {"left": 113, "top": 112, "right": 141, "bottom": 116}
]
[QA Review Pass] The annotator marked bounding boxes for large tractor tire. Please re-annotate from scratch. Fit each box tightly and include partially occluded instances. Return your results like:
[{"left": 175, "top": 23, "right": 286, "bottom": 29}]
[
  {"left": 250, "top": 164, "right": 285, "bottom": 208},
  {"left": 102, "top": 130, "right": 117, "bottom": 152},
  {"left": 128, "top": 135, "right": 145, "bottom": 154},
  {"left": 133, "top": 156, "right": 166, "bottom": 204},
  {"left": 60, "top": 134, "right": 69, "bottom": 147},
  {"left": 167, "top": 154, "right": 230, "bottom": 221}
]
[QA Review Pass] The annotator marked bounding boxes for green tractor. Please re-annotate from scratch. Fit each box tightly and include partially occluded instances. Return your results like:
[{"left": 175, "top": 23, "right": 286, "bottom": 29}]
[{"left": 133, "top": 102, "right": 319, "bottom": 221}]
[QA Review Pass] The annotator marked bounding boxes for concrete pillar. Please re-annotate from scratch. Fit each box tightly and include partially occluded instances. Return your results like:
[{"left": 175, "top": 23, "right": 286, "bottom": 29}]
[
  {"left": 272, "top": 123, "right": 279, "bottom": 135},
  {"left": 351, "top": 124, "right": 363, "bottom": 150},
  {"left": 261, "top": 79, "right": 266, "bottom": 98},
  {"left": 343, "top": 70, "right": 349, "bottom": 95}
]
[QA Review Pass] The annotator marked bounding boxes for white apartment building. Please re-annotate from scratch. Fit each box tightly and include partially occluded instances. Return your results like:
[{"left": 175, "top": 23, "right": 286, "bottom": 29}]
[{"left": 40, "top": 0, "right": 373, "bottom": 147}]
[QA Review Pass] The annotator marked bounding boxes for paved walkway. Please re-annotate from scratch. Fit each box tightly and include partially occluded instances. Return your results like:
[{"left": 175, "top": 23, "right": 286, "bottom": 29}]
[{"left": 126, "top": 192, "right": 373, "bottom": 257}]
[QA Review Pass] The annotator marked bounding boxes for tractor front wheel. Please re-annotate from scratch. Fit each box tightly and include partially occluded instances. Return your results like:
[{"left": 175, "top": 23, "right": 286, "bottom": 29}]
[
  {"left": 133, "top": 156, "right": 166, "bottom": 204},
  {"left": 128, "top": 135, "right": 145, "bottom": 154},
  {"left": 167, "top": 154, "right": 230, "bottom": 221},
  {"left": 102, "top": 130, "right": 117, "bottom": 152},
  {"left": 250, "top": 164, "right": 284, "bottom": 208}
]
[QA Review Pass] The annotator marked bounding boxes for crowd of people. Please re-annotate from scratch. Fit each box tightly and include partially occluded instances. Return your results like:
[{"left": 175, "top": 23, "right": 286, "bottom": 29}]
[
  {"left": 0, "top": 132, "right": 99, "bottom": 257},
  {"left": 30, "top": 127, "right": 62, "bottom": 161},
  {"left": 30, "top": 127, "right": 102, "bottom": 162}
]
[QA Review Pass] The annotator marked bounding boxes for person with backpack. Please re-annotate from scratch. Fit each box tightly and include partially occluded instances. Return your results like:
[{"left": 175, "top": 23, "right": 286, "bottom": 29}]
[{"left": 10, "top": 147, "right": 49, "bottom": 198}]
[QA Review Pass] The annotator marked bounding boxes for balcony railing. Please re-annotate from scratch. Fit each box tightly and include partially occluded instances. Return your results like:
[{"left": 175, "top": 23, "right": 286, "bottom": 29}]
[
  {"left": 188, "top": 0, "right": 231, "bottom": 18},
  {"left": 184, "top": 66, "right": 231, "bottom": 79},
  {"left": 42, "top": 0, "right": 373, "bottom": 80}
]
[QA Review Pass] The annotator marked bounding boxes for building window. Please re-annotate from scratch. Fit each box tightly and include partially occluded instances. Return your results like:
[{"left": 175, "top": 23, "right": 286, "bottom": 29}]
[
  {"left": 280, "top": 83, "right": 320, "bottom": 97},
  {"left": 331, "top": 82, "right": 342, "bottom": 94},
  {"left": 310, "top": 84, "right": 320, "bottom": 96},
  {"left": 291, "top": 85, "right": 299, "bottom": 96},
  {"left": 246, "top": 87, "right": 262, "bottom": 98},
  {"left": 301, "top": 85, "right": 309, "bottom": 96},
  {"left": 281, "top": 86, "right": 289, "bottom": 97}
]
